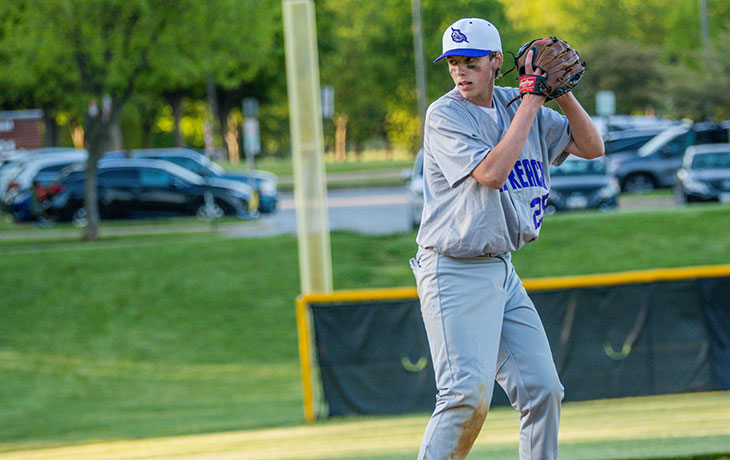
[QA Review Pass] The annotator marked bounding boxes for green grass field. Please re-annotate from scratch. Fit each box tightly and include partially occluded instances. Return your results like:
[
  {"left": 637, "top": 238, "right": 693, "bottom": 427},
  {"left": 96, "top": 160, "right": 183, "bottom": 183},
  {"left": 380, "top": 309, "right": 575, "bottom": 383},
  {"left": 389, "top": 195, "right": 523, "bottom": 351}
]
[
  {"left": 1, "top": 204, "right": 730, "bottom": 458},
  {"left": 0, "top": 392, "right": 728, "bottom": 459}
]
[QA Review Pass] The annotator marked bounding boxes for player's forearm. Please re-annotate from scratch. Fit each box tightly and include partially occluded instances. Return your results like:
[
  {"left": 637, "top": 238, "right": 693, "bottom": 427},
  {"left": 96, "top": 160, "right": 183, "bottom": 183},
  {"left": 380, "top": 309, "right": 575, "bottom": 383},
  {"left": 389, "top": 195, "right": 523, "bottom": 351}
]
[
  {"left": 471, "top": 95, "right": 544, "bottom": 188},
  {"left": 555, "top": 93, "right": 604, "bottom": 159}
]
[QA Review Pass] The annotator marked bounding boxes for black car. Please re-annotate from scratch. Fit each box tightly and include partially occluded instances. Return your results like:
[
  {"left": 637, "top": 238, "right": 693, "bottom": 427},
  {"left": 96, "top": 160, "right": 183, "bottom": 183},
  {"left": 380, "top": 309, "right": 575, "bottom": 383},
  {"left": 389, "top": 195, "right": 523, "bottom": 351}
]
[
  {"left": 546, "top": 156, "right": 620, "bottom": 214},
  {"left": 105, "top": 148, "right": 277, "bottom": 213},
  {"left": 47, "top": 158, "right": 258, "bottom": 225},
  {"left": 674, "top": 143, "right": 730, "bottom": 204}
]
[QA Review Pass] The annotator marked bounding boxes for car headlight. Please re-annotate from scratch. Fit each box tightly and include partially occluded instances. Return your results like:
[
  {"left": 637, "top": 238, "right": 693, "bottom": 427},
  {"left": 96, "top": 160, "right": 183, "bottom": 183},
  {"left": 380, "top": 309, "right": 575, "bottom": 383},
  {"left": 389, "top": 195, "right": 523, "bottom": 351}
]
[
  {"left": 682, "top": 177, "right": 711, "bottom": 194},
  {"left": 249, "top": 191, "right": 259, "bottom": 212},
  {"left": 259, "top": 180, "right": 276, "bottom": 196},
  {"left": 225, "top": 187, "right": 249, "bottom": 200},
  {"left": 598, "top": 179, "right": 620, "bottom": 199}
]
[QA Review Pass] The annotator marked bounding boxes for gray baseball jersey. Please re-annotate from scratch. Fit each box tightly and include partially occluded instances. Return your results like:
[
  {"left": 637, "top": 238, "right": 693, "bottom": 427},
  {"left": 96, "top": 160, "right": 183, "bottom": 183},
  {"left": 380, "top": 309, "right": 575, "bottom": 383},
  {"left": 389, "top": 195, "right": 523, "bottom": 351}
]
[{"left": 416, "top": 86, "right": 573, "bottom": 257}]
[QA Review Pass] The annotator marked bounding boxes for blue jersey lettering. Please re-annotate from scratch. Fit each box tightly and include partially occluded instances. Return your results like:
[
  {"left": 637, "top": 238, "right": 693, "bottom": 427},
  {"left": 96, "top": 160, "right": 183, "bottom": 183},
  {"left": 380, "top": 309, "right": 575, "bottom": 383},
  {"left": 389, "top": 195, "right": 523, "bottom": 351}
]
[
  {"left": 507, "top": 170, "right": 521, "bottom": 190},
  {"left": 522, "top": 159, "right": 537, "bottom": 187},
  {"left": 500, "top": 159, "right": 548, "bottom": 192},
  {"left": 530, "top": 159, "right": 545, "bottom": 189},
  {"left": 514, "top": 162, "right": 529, "bottom": 188}
]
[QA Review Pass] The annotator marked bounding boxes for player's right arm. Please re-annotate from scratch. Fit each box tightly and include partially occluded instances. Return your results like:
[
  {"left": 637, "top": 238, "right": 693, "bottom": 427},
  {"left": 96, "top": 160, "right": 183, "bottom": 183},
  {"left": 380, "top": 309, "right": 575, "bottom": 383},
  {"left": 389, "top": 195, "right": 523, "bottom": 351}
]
[
  {"left": 470, "top": 49, "right": 546, "bottom": 189},
  {"left": 470, "top": 95, "right": 543, "bottom": 189}
]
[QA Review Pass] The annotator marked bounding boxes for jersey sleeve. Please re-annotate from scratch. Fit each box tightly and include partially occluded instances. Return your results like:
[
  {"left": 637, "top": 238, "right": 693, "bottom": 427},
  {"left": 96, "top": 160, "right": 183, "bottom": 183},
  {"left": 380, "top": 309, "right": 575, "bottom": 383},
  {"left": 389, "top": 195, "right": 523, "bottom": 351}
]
[
  {"left": 426, "top": 102, "right": 493, "bottom": 188},
  {"left": 537, "top": 106, "right": 573, "bottom": 165}
]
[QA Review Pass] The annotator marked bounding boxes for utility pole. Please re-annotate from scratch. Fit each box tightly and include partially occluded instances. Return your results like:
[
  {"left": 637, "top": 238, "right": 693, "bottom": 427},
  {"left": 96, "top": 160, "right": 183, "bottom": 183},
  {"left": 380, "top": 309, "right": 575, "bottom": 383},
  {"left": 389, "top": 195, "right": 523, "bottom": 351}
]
[
  {"left": 698, "top": 0, "right": 713, "bottom": 120},
  {"left": 698, "top": 0, "right": 710, "bottom": 54},
  {"left": 411, "top": 0, "right": 427, "bottom": 142}
]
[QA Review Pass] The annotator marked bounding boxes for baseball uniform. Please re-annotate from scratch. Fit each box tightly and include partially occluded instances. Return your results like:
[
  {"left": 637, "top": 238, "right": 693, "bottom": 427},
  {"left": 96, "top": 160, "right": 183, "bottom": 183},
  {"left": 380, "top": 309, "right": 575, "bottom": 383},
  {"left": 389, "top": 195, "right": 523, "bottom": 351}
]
[{"left": 411, "top": 84, "right": 573, "bottom": 460}]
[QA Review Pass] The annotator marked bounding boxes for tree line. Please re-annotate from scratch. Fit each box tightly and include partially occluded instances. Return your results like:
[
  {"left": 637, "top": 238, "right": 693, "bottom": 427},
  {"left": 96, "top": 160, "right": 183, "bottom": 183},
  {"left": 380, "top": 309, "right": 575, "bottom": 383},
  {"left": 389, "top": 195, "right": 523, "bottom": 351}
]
[
  {"left": 1, "top": 0, "right": 728, "bottom": 158},
  {"left": 0, "top": 0, "right": 728, "bottom": 238}
]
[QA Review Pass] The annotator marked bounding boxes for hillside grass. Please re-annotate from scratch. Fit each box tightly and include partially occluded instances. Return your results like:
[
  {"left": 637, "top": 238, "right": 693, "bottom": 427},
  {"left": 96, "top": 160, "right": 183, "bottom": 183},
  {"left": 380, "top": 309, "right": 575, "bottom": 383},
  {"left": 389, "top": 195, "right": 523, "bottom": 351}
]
[{"left": 1, "top": 204, "right": 729, "bottom": 455}]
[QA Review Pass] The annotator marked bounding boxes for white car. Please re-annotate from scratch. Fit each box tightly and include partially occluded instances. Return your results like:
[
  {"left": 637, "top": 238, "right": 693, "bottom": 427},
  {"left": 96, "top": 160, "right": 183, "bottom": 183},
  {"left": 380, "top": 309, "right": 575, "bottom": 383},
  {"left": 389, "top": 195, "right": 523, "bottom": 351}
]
[
  {"left": 675, "top": 143, "right": 730, "bottom": 204},
  {"left": 405, "top": 148, "right": 424, "bottom": 229},
  {"left": 2, "top": 150, "right": 87, "bottom": 203}
]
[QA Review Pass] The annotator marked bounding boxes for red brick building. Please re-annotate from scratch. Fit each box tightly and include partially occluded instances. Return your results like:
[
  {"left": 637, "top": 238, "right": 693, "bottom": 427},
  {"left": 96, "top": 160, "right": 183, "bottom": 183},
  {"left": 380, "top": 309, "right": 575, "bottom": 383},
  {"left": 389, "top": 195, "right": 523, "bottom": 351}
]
[{"left": 0, "top": 109, "right": 44, "bottom": 154}]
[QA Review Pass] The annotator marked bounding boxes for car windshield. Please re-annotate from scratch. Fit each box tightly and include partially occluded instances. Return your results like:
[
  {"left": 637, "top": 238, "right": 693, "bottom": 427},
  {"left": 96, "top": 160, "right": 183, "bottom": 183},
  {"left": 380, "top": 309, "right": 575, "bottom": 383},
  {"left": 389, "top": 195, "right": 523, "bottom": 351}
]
[
  {"left": 638, "top": 126, "right": 688, "bottom": 157},
  {"left": 551, "top": 159, "right": 606, "bottom": 177},
  {"left": 691, "top": 151, "right": 730, "bottom": 170},
  {"left": 208, "top": 160, "right": 225, "bottom": 176}
]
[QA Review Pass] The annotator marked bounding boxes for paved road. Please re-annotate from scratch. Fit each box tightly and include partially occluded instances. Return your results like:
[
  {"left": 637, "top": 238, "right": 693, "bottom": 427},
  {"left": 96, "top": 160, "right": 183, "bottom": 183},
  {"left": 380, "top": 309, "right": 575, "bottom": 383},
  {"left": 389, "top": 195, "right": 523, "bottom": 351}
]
[
  {"left": 228, "top": 187, "right": 412, "bottom": 238},
  {"left": 0, "top": 187, "right": 677, "bottom": 241},
  {"left": 229, "top": 187, "right": 677, "bottom": 238}
]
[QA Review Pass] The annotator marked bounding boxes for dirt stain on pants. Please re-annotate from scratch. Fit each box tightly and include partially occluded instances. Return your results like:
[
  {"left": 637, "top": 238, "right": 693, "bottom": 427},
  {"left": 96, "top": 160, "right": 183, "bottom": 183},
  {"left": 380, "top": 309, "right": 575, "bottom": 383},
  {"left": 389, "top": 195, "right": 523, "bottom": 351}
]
[{"left": 449, "top": 393, "right": 489, "bottom": 459}]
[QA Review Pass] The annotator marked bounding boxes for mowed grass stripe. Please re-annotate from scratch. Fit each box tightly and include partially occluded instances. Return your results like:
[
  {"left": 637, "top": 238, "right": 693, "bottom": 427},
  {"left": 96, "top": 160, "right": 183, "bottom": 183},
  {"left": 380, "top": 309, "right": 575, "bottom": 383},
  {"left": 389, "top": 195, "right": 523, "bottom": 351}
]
[{"left": 1, "top": 392, "right": 727, "bottom": 460}]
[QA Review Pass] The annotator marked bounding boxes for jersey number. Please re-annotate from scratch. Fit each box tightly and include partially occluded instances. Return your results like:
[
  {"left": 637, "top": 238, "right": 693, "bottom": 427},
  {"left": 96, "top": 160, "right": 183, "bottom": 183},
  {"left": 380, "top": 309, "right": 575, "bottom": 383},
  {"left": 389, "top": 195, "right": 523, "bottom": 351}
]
[{"left": 530, "top": 193, "right": 550, "bottom": 229}]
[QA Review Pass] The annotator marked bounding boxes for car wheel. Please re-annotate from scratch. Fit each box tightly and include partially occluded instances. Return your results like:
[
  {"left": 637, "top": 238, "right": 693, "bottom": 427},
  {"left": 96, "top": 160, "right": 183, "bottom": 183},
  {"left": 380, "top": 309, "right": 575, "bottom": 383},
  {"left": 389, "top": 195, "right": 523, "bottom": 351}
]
[
  {"left": 195, "top": 201, "right": 225, "bottom": 221},
  {"left": 623, "top": 174, "right": 655, "bottom": 194},
  {"left": 72, "top": 207, "right": 88, "bottom": 227},
  {"left": 598, "top": 202, "right": 616, "bottom": 212}
]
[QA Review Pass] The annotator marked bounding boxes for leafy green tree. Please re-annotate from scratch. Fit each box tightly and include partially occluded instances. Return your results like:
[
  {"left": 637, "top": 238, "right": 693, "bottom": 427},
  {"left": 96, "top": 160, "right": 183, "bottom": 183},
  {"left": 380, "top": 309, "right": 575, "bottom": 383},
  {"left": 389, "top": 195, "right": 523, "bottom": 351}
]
[
  {"left": 317, "top": 0, "right": 512, "bottom": 155},
  {"left": 573, "top": 39, "right": 665, "bottom": 116},
  {"left": 662, "top": 29, "right": 730, "bottom": 121},
  {"left": 497, "top": 0, "right": 730, "bottom": 118},
  {"left": 2, "top": 0, "right": 199, "bottom": 240},
  {"left": 204, "top": 0, "right": 282, "bottom": 159}
]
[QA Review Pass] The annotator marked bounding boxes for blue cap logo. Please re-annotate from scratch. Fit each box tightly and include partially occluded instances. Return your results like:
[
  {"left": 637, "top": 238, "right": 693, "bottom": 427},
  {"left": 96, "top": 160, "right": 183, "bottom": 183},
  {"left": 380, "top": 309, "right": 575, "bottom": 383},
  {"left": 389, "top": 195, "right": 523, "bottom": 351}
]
[{"left": 450, "top": 28, "right": 469, "bottom": 43}]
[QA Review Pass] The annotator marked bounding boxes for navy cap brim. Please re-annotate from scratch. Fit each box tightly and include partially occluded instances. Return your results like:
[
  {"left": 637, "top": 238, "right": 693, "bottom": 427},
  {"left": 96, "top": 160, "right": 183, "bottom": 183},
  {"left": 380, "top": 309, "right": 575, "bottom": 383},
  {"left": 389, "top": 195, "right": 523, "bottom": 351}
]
[{"left": 433, "top": 48, "right": 492, "bottom": 63}]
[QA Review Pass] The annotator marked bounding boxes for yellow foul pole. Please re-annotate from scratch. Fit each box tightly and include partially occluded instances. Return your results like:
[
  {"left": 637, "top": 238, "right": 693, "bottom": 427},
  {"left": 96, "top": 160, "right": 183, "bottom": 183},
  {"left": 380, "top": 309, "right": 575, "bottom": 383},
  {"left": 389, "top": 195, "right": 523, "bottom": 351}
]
[{"left": 282, "top": 0, "right": 333, "bottom": 295}]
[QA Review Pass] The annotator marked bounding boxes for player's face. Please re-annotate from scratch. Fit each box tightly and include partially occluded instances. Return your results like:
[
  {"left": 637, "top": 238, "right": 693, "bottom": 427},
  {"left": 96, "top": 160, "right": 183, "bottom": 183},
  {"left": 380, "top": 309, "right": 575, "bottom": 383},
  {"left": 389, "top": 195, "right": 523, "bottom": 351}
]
[{"left": 447, "top": 55, "right": 500, "bottom": 107}]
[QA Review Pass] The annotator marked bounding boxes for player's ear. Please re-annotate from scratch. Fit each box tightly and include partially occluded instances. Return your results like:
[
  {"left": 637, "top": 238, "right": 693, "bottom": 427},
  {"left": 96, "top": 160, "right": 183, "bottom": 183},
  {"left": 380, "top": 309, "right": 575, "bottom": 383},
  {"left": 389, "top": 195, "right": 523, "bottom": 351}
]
[{"left": 491, "top": 51, "right": 503, "bottom": 69}]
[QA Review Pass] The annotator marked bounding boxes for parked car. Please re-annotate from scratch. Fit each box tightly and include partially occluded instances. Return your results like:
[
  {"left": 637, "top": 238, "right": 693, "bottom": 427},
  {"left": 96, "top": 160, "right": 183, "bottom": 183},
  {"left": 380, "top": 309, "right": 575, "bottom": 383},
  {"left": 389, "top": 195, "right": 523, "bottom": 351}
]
[
  {"left": 405, "top": 148, "right": 424, "bottom": 229},
  {"left": 674, "top": 143, "right": 730, "bottom": 204},
  {"left": 592, "top": 115, "right": 682, "bottom": 138},
  {"left": 609, "top": 121, "right": 730, "bottom": 193},
  {"left": 105, "top": 148, "right": 277, "bottom": 213},
  {"left": 0, "top": 148, "right": 84, "bottom": 201},
  {"left": 602, "top": 126, "right": 669, "bottom": 156},
  {"left": 1, "top": 149, "right": 88, "bottom": 221},
  {"left": 46, "top": 158, "right": 258, "bottom": 225},
  {"left": 546, "top": 156, "right": 619, "bottom": 214}
]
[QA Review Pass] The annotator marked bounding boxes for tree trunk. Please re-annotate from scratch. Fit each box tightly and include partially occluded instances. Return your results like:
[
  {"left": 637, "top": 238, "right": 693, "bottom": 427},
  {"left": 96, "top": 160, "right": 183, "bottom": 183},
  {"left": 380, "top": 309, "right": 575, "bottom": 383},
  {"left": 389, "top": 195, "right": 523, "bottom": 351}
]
[
  {"left": 42, "top": 106, "right": 59, "bottom": 147},
  {"left": 225, "top": 112, "right": 240, "bottom": 165},
  {"left": 165, "top": 92, "right": 185, "bottom": 147},
  {"left": 83, "top": 150, "right": 101, "bottom": 241},
  {"left": 217, "top": 90, "right": 238, "bottom": 163},
  {"left": 206, "top": 75, "right": 220, "bottom": 157},
  {"left": 82, "top": 108, "right": 112, "bottom": 241},
  {"left": 335, "top": 114, "right": 348, "bottom": 162},
  {"left": 109, "top": 117, "right": 123, "bottom": 151}
]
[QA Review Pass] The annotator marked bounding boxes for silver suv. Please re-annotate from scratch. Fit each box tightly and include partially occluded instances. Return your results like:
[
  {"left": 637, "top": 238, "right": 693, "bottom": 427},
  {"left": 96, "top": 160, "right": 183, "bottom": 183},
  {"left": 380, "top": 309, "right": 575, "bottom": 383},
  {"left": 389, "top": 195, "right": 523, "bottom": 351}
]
[{"left": 608, "top": 121, "right": 730, "bottom": 193}]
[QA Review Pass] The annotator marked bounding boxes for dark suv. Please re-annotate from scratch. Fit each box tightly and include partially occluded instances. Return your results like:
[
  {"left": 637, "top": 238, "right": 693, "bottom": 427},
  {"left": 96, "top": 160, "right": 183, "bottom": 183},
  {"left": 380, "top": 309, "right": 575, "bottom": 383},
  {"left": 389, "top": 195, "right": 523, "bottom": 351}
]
[
  {"left": 104, "top": 148, "right": 277, "bottom": 213},
  {"left": 48, "top": 158, "right": 258, "bottom": 225},
  {"left": 603, "top": 127, "right": 669, "bottom": 156},
  {"left": 608, "top": 121, "right": 730, "bottom": 193}
]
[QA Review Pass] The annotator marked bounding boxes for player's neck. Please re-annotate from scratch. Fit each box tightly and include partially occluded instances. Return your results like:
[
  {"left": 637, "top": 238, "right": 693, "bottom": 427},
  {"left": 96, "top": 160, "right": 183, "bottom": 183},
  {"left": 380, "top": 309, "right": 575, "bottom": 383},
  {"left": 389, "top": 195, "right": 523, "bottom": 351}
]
[{"left": 468, "top": 85, "right": 495, "bottom": 108}]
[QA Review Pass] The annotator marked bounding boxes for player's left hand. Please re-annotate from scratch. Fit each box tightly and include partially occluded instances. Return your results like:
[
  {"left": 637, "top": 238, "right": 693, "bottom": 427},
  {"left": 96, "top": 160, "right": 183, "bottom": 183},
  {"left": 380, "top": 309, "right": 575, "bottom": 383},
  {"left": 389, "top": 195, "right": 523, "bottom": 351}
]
[
  {"left": 520, "top": 49, "right": 547, "bottom": 103},
  {"left": 515, "top": 37, "right": 586, "bottom": 101}
]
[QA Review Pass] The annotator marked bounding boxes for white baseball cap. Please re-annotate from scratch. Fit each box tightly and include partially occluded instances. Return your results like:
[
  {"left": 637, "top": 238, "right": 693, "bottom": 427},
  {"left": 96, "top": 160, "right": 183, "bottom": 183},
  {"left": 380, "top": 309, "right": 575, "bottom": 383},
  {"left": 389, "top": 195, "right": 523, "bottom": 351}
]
[{"left": 433, "top": 18, "right": 502, "bottom": 63}]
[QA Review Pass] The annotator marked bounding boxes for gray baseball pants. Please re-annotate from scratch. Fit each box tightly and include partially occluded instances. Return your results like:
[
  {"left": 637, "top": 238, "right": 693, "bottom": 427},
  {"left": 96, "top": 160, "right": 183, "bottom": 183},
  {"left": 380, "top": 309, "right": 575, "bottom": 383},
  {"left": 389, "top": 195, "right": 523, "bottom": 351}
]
[{"left": 410, "top": 247, "right": 564, "bottom": 460}]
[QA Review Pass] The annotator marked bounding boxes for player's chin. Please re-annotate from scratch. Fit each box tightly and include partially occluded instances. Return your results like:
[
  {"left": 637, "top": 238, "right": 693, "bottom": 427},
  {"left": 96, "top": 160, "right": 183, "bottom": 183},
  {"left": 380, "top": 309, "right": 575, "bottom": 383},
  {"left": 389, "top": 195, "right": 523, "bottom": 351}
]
[{"left": 457, "top": 85, "right": 473, "bottom": 98}]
